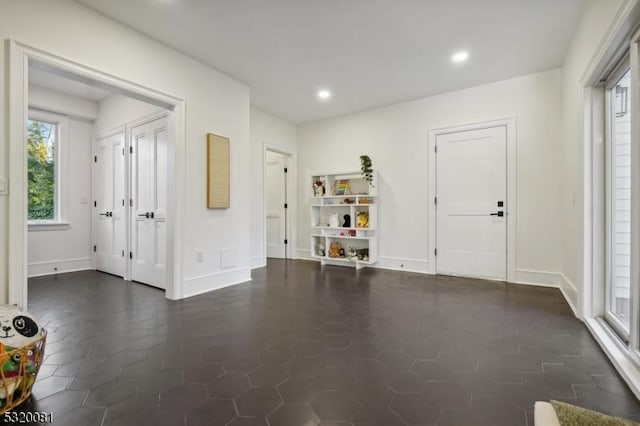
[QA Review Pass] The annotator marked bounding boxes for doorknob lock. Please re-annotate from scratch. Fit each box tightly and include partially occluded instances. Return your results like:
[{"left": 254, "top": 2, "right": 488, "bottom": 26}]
[
  {"left": 490, "top": 211, "right": 504, "bottom": 217},
  {"left": 137, "top": 212, "right": 150, "bottom": 218}
]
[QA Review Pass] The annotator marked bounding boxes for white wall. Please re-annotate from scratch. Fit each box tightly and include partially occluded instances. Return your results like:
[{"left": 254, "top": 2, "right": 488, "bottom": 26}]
[
  {"left": 95, "top": 95, "right": 164, "bottom": 135},
  {"left": 249, "top": 107, "right": 297, "bottom": 268},
  {"left": 560, "top": 0, "right": 627, "bottom": 312},
  {"left": 27, "top": 88, "right": 94, "bottom": 277},
  {"left": 297, "top": 69, "right": 565, "bottom": 286},
  {"left": 0, "top": 0, "right": 251, "bottom": 302}
]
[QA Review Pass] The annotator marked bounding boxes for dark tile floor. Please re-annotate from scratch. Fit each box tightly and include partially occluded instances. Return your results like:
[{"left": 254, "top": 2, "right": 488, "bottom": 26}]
[{"left": 14, "top": 260, "right": 640, "bottom": 425}]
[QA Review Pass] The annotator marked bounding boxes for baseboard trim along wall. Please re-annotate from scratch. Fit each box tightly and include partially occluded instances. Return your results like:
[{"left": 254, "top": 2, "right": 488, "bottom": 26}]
[
  {"left": 250, "top": 256, "right": 266, "bottom": 269},
  {"left": 28, "top": 257, "right": 92, "bottom": 278},
  {"left": 182, "top": 267, "right": 252, "bottom": 299},
  {"left": 515, "top": 269, "right": 578, "bottom": 316}
]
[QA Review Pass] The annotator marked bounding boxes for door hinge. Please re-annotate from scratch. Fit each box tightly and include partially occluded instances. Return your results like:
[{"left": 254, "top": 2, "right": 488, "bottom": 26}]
[
  {"left": 122, "top": 250, "right": 125, "bottom": 257},
  {"left": 129, "top": 199, "right": 133, "bottom": 207},
  {"left": 434, "top": 145, "right": 437, "bottom": 154},
  {"left": 129, "top": 252, "right": 133, "bottom": 259},
  {"left": 284, "top": 167, "right": 288, "bottom": 173},
  {"left": 122, "top": 199, "right": 125, "bottom": 206},
  {"left": 284, "top": 239, "right": 288, "bottom": 244},
  {"left": 94, "top": 155, "right": 97, "bottom": 163},
  {"left": 434, "top": 197, "right": 437, "bottom": 205},
  {"left": 94, "top": 200, "right": 97, "bottom": 207},
  {"left": 93, "top": 245, "right": 97, "bottom": 252},
  {"left": 284, "top": 203, "right": 288, "bottom": 209},
  {"left": 130, "top": 146, "right": 133, "bottom": 154},
  {"left": 434, "top": 248, "right": 437, "bottom": 256}
]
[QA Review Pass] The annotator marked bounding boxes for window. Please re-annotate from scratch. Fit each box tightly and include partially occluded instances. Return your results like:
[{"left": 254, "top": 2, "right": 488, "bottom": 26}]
[
  {"left": 27, "top": 110, "right": 69, "bottom": 228},
  {"left": 605, "top": 59, "right": 632, "bottom": 339}
]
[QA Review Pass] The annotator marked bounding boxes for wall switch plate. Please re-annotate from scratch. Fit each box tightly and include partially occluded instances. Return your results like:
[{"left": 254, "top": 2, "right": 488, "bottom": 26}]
[{"left": 0, "top": 177, "right": 7, "bottom": 195}]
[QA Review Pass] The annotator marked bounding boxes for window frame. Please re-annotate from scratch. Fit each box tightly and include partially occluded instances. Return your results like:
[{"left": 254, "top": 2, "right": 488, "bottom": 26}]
[
  {"left": 27, "top": 109, "right": 70, "bottom": 231},
  {"left": 604, "top": 55, "right": 632, "bottom": 341}
]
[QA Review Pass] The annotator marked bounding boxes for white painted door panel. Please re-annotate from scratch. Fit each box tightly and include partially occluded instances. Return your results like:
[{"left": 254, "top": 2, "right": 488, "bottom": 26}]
[
  {"left": 436, "top": 126, "right": 507, "bottom": 280},
  {"left": 265, "top": 151, "right": 287, "bottom": 258},
  {"left": 131, "top": 117, "right": 167, "bottom": 289},
  {"left": 93, "top": 132, "right": 126, "bottom": 277}
]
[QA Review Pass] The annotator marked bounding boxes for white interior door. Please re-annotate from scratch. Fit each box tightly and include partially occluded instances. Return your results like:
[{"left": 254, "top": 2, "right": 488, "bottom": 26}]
[
  {"left": 436, "top": 126, "right": 507, "bottom": 280},
  {"left": 265, "top": 151, "right": 287, "bottom": 258},
  {"left": 130, "top": 116, "right": 168, "bottom": 289},
  {"left": 93, "top": 131, "right": 126, "bottom": 277}
]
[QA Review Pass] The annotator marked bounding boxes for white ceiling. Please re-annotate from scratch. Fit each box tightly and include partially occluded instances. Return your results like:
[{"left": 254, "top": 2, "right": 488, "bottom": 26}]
[
  {"left": 29, "top": 66, "right": 111, "bottom": 102},
  {"left": 74, "top": 0, "right": 586, "bottom": 123}
]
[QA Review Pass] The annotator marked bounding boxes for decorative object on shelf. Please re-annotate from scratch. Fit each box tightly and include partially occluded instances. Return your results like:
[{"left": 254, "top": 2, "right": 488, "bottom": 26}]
[
  {"left": 342, "top": 198, "right": 355, "bottom": 204},
  {"left": 335, "top": 179, "right": 351, "bottom": 195},
  {"left": 360, "top": 197, "right": 371, "bottom": 204},
  {"left": 0, "top": 306, "right": 46, "bottom": 413},
  {"left": 313, "top": 180, "right": 325, "bottom": 197},
  {"left": 317, "top": 241, "right": 325, "bottom": 257},
  {"left": 347, "top": 247, "right": 358, "bottom": 260},
  {"left": 339, "top": 248, "right": 345, "bottom": 257},
  {"left": 328, "top": 241, "right": 341, "bottom": 258},
  {"left": 348, "top": 229, "right": 356, "bottom": 237},
  {"left": 343, "top": 214, "right": 351, "bottom": 228},
  {"left": 357, "top": 248, "right": 369, "bottom": 261},
  {"left": 206, "top": 133, "right": 230, "bottom": 209},
  {"left": 360, "top": 155, "right": 375, "bottom": 187},
  {"left": 356, "top": 211, "right": 369, "bottom": 228},
  {"left": 329, "top": 213, "right": 339, "bottom": 228}
]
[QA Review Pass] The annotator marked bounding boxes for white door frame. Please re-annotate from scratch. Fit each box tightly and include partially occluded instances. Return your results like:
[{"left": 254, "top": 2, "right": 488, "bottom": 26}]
[
  {"left": 262, "top": 143, "right": 297, "bottom": 263},
  {"left": 428, "top": 118, "right": 517, "bottom": 282},
  {"left": 8, "top": 40, "right": 186, "bottom": 306}
]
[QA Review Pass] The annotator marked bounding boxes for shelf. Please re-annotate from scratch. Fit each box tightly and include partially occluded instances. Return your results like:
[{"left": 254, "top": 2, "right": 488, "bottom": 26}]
[
  {"left": 311, "top": 170, "right": 377, "bottom": 270},
  {"left": 312, "top": 226, "right": 376, "bottom": 231}
]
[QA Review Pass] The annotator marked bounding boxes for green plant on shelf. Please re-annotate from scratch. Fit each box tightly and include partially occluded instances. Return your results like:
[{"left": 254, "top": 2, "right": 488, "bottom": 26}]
[{"left": 360, "top": 155, "right": 374, "bottom": 187}]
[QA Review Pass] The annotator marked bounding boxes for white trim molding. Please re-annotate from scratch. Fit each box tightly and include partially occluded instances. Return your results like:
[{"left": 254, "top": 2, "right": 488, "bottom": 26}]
[
  {"left": 428, "top": 117, "right": 517, "bottom": 281},
  {"left": 28, "top": 257, "right": 91, "bottom": 278},
  {"left": 515, "top": 269, "right": 578, "bottom": 316},
  {"left": 182, "top": 268, "right": 252, "bottom": 299}
]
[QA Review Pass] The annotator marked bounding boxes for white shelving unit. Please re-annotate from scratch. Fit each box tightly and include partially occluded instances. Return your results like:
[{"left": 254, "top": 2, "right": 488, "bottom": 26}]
[{"left": 310, "top": 171, "right": 377, "bottom": 270}]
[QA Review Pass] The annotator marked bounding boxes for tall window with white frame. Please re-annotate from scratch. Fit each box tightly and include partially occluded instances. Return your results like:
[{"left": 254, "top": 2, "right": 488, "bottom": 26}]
[
  {"left": 27, "top": 118, "right": 57, "bottom": 221},
  {"left": 26, "top": 110, "right": 68, "bottom": 227},
  {"left": 606, "top": 57, "right": 632, "bottom": 339}
]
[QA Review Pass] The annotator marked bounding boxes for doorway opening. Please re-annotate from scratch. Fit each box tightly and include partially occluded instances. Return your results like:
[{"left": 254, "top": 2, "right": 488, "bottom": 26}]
[
  {"left": 9, "top": 42, "right": 185, "bottom": 307},
  {"left": 263, "top": 146, "right": 295, "bottom": 262}
]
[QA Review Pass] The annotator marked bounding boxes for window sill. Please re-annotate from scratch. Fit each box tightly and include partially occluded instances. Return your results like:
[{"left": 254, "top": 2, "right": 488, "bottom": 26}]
[
  {"left": 585, "top": 317, "right": 640, "bottom": 400},
  {"left": 28, "top": 222, "right": 70, "bottom": 232}
]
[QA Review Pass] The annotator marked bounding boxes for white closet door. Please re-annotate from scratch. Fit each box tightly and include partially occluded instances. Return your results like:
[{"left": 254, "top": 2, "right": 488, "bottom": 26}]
[
  {"left": 93, "top": 131, "right": 126, "bottom": 277},
  {"left": 130, "top": 117, "right": 168, "bottom": 289},
  {"left": 436, "top": 126, "right": 507, "bottom": 280},
  {"left": 265, "top": 151, "right": 287, "bottom": 258}
]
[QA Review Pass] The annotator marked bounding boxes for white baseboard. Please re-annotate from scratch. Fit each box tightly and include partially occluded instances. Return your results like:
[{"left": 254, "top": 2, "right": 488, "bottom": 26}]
[
  {"left": 182, "top": 267, "right": 252, "bottom": 299},
  {"left": 250, "top": 256, "right": 266, "bottom": 269},
  {"left": 28, "top": 257, "right": 91, "bottom": 278},
  {"left": 374, "top": 256, "right": 430, "bottom": 274},
  {"left": 515, "top": 269, "right": 578, "bottom": 316}
]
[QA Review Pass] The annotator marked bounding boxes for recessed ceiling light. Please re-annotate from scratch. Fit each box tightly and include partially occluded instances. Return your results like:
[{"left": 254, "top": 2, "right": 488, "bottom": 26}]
[
  {"left": 451, "top": 51, "right": 469, "bottom": 63},
  {"left": 317, "top": 90, "right": 331, "bottom": 100}
]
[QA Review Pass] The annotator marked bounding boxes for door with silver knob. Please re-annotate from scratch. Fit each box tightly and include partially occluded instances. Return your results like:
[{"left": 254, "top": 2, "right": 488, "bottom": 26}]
[
  {"left": 130, "top": 116, "right": 168, "bottom": 289},
  {"left": 93, "top": 131, "right": 126, "bottom": 277}
]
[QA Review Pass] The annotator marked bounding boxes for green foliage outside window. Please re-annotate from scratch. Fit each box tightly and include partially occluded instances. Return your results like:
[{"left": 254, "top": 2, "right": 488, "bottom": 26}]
[{"left": 27, "top": 120, "right": 56, "bottom": 220}]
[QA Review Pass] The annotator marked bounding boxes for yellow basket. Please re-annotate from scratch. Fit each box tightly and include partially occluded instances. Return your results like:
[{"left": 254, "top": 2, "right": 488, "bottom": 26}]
[{"left": 0, "top": 331, "right": 46, "bottom": 413}]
